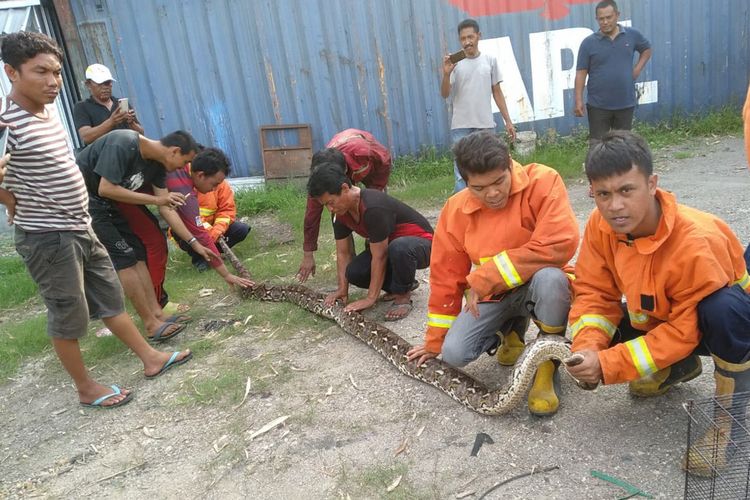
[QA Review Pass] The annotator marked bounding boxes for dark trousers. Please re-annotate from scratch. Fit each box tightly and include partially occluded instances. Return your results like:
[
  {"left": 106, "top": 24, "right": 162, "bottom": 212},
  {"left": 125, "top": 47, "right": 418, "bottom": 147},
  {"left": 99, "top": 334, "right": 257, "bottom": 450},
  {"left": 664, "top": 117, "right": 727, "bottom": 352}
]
[
  {"left": 587, "top": 104, "right": 635, "bottom": 141},
  {"left": 117, "top": 202, "right": 170, "bottom": 307},
  {"left": 178, "top": 221, "right": 251, "bottom": 264},
  {"left": 345, "top": 236, "right": 431, "bottom": 294}
]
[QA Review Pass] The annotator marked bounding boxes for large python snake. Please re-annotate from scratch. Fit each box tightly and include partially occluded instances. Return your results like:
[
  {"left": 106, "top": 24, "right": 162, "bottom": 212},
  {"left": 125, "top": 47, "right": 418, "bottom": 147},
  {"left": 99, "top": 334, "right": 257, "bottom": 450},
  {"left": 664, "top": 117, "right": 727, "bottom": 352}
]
[{"left": 220, "top": 239, "right": 588, "bottom": 416}]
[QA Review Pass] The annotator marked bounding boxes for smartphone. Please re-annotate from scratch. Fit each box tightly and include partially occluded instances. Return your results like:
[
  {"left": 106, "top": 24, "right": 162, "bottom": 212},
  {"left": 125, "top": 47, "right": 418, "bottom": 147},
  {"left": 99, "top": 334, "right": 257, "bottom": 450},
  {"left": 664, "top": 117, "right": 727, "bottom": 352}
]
[
  {"left": 449, "top": 49, "right": 466, "bottom": 64},
  {"left": 118, "top": 97, "right": 129, "bottom": 113}
]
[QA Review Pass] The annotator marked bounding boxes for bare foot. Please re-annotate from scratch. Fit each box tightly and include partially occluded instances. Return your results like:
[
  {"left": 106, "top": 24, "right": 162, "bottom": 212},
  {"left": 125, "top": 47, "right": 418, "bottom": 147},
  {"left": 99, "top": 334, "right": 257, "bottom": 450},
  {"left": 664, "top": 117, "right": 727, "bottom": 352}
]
[
  {"left": 78, "top": 383, "right": 131, "bottom": 407},
  {"left": 384, "top": 298, "right": 414, "bottom": 321},
  {"left": 147, "top": 322, "right": 185, "bottom": 342},
  {"left": 144, "top": 349, "right": 192, "bottom": 378}
]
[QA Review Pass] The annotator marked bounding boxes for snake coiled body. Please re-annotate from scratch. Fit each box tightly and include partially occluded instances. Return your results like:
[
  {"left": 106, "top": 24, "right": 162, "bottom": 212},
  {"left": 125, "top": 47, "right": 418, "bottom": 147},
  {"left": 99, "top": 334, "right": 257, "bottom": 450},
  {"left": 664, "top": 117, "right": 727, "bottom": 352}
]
[
  {"left": 240, "top": 283, "right": 579, "bottom": 415},
  {"left": 217, "top": 238, "right": 583, "bottom": 415}
]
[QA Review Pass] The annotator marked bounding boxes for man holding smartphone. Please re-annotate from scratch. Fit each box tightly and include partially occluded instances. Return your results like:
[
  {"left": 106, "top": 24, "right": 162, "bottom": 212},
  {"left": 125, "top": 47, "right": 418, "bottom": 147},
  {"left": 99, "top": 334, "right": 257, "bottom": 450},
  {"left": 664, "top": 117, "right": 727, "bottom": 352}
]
[
  {"left": 73, "top": 63, "right": 143, "bottom": 146},
  {"left": 441, "top": 18, "right": 515, "bottom": 192}
]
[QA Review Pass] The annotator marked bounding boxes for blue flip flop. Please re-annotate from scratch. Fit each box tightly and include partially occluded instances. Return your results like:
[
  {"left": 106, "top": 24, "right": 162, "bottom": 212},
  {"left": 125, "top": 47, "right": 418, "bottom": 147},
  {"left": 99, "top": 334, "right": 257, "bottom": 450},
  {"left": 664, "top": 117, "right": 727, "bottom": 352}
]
[
  {"left": 80, "top": 385, "right": 133, "bottom": 409},
  {"left": 163, "top": 313, "right": 192, "bottom": 324},
  {"left": 147, "top": 322, "right": 186, "bottom": 343},
  {"left": 146, "top": 351, "right": 194, "bottom": 379}
]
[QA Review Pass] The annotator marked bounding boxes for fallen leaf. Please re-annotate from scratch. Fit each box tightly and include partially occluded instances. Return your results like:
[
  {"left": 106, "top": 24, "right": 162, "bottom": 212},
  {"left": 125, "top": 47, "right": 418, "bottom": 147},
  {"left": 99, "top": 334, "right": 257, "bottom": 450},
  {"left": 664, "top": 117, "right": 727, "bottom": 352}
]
[
  {"left": 325, "top": 386, "right": 333, "bottom": 397},
  {"left": 232, "top": 377, "right": 252, "bottom": 410},
  {"left": 349, "top": 374, "right": 360, "bottom": 391},
  {"left": 394, "top": 438, "right": 408, "bottom": 456},
  {"left": 213, "top": 434, "right": 229, "bottom": 453},
  {"left": 386, "top": 475, "right": 402, "bottom": 493},
  {"left": 198, "top": 288, "right": 215, "bottom": 297},
  {"left": 455, "top": 490, "right": 475, "bottom": 499},
  {"left": 248, "top": 415, "right": 290, "bottom": 440},
  {"left": 416, "top": 425, "right": 426, "bottom": 437}
]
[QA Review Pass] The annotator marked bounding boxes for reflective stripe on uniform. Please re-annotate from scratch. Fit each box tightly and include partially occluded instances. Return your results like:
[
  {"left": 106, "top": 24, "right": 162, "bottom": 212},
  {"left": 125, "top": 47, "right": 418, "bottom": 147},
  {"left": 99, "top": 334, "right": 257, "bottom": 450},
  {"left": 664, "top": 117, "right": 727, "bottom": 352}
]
[
  {"left": 628, "top": 310, "right": 649, "bottom": 326},
  {"left": 625, "top": 336, "right": 658, "bottom": 377},
  {"left": 492, "top": 251, "right": 523, "bottom": 289},
  {"left": 734, "top": 271, "right": 750, "bottom": 291},
  {"left": 199, "top": 207, "right": 216, "bottom": 217},
  {"left": 427, "top": 313, "right": 456, "bottom": 329},
  {"left": 570, "top": 314, "right": 616, "bottom": 339},
  {"left": 215, "top": 216, "right": 231, "bottom": 224}
]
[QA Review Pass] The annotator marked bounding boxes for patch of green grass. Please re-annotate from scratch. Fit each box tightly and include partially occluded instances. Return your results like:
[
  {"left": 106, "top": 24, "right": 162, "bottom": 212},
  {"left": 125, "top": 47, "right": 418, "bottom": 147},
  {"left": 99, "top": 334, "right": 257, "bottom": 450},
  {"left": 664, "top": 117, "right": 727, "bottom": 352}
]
[
  {"left": 174, "top": 356, "right": 292, "bottom": 406},
  {"left": 338, "top": 462, "right": 427, "bottom": 500},
  {"left": 0, "top": 256, "right": 36, "bottom": 307},
  {"left": 0, "top": 315, "right": 50, "bottom": 379},
  {"left": 234, "top": 182, "right": 307, "bottom": 217},
  {"left": 674, "top": 151, "right": 694, "bottom": 160},
  {"left": 635, "top": 106, "right": 743, "bottom": 149},
  {"left": 514, "top": 132, "right": 589, "bottom": 178}
]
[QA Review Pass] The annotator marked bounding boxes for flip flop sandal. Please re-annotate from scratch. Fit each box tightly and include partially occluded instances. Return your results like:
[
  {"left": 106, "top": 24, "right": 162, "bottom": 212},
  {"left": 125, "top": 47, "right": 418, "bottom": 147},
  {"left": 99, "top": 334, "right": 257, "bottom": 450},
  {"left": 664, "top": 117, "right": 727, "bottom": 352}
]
[
  {"left": 162, "top": 302, "right": 191, "bottom": 315},
  {"left": 147, "top": 322, "right": 186, "bottom": 343},
  {"left": 145, "top": 351, "right": 194, "bottom": 379},
  {"left": 163, "top": 313, "right": 192, "bottom": 324},
  {"left": 80, "top": 385, "right": 133, "bottom": 409},
  {"left": 381, "top": 281, "right": 420, "bottom": 302},
  {"left": 384, "top": 301, "right": 414, "bottom": 322}
]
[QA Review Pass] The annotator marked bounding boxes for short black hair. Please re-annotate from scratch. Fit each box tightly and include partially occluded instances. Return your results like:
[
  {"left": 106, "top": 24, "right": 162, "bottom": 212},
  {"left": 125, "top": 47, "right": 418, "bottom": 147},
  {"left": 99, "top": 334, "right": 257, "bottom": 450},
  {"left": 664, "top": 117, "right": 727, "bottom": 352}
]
[
  {"left": 307, "top": 162, "right": 352, "bottom": 198},
  {"left": 1, "top": 31, "right": 63, "bottom": 70},
  {"left": 596, "top": 0, "right": 619, "bottom": 13},
  {"left": 191, "top": 147, "right": 231, "bottom": 176},
  {"left": 585, "top": 130, "right": 653, "bottom": 182},
  {"left": 452, "top": 131, "right": 511, "bottom": 181},
  {"left": 159, "top": 130, "right": 198, "bottom": 155},
  {"left": 311, "top": 147, "right": 346, "bottom": 172},
  {"left": 457, "top": 19, "right": 480, "bottom": 35}
]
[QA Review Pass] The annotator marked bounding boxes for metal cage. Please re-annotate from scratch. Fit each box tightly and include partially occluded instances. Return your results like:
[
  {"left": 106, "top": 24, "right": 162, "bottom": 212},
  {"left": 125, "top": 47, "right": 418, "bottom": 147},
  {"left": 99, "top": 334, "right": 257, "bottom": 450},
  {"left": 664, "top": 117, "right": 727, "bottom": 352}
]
[{"left": 683, "top": 392, "right": 750, "bottom": 499}]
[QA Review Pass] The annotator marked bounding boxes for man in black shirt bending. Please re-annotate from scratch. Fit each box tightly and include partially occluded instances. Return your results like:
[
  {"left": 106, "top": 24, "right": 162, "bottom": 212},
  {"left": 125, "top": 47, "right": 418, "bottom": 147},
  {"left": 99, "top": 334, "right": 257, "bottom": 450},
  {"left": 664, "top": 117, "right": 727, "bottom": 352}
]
[{"left": 307, "top": 162, "right": 433, "bottom": 321}]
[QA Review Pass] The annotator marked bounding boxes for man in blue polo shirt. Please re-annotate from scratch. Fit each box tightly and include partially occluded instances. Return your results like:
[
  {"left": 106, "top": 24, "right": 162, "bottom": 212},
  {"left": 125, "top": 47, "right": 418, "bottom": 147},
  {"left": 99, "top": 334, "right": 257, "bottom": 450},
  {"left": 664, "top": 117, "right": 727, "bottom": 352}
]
[{"left": 574, "top": 0, "right": 651, "bottom": 141}]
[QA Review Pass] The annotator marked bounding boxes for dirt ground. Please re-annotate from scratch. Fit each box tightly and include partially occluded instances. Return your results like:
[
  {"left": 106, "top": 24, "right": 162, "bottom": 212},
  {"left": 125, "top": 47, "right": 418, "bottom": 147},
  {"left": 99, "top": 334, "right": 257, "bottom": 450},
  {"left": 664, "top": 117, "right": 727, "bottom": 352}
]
[{"left": 1, "top": 135, "right": 749, "bottom": 499}]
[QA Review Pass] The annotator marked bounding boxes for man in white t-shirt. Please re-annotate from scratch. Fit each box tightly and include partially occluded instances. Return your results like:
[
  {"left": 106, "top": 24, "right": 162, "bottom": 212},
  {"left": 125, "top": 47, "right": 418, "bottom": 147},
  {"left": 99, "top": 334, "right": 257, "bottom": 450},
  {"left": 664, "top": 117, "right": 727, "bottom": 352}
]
[{"left": 441, "top": 18, "right": 516, "bottom": 192}]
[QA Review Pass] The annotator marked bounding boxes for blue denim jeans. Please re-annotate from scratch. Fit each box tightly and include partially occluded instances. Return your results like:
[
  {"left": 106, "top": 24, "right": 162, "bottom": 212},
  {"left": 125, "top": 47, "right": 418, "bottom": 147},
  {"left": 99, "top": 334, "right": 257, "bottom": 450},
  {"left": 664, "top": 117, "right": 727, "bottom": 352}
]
[{"left": 450, "top": 127, "right": 495, "bottom": 192}]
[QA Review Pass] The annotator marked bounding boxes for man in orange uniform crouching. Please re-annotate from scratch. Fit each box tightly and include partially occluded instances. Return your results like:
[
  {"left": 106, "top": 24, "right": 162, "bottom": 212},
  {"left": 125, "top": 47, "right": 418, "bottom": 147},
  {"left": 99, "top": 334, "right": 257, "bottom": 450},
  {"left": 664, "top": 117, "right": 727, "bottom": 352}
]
[
  {"left": 407, "top": 131, "right": 580, "bottom": 416},
  {"left": 567, "top": 130, "right": 750, "bottom": 475}
]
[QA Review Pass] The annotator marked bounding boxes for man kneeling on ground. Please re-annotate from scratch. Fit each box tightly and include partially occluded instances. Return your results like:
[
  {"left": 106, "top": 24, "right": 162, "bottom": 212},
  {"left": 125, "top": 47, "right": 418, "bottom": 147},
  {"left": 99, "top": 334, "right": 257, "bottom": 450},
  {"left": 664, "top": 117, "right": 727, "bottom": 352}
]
[
  {"left": 167, "top": 147, "right": 254, "bottom": 287},
  {"left": 307, "top": 162, "right": 432, "bottom": 321},
  {"left": 566, "top": 130, "right": 750, "bottom": 475},
  {"left": 407, "top": 131, "right": 579, "bottom": 416}
]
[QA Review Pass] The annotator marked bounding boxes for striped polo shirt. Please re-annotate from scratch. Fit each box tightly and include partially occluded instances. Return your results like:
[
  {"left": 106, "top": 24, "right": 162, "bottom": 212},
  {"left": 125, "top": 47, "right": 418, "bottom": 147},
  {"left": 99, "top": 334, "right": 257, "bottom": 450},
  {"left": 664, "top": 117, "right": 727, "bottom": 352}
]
[{"left": 1, "top": 100, "right": 90, "bottom": 232}]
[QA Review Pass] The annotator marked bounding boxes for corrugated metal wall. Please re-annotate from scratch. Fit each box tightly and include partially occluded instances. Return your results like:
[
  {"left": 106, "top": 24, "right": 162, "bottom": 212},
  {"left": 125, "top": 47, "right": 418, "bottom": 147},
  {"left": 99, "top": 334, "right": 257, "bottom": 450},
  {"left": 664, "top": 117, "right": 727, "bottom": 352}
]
[{"left": 65, "top": 0, "right": 750, "bottom": 177}]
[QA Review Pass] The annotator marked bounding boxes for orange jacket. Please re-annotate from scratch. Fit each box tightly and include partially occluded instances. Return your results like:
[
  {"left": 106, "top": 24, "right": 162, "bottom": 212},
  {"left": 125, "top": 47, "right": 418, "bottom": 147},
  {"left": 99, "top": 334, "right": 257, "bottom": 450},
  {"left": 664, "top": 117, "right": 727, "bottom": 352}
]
[
  {"left": 744, "top": 83, "right": 750, "bottom": 169},
  {"left": 196, "top": 180, "right": 237, "bottom": 241},
  {"left": 424, "top": 161, "right": 579, "bottom": 353},
  {"left": 570, "top": 189, "right": 750, "bottom": 385}
]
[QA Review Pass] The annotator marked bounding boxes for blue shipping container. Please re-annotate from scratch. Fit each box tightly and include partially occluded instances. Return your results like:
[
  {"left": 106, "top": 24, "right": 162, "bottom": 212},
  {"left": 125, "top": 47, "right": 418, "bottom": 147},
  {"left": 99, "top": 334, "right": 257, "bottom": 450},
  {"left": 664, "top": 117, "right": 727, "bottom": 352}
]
[{"left": 66, "top": 0, "right": 750, "bottom": 177}]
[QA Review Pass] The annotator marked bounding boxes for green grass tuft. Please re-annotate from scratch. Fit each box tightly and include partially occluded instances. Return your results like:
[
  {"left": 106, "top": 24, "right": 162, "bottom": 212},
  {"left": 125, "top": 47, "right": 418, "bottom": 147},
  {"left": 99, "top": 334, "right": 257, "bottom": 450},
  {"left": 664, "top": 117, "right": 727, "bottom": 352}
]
[
  {"left": 0, "top": 315, "right": 50, "bottom": 379},
  {"left": 0, "top": 256, "right": 37, "bottom": 308}
]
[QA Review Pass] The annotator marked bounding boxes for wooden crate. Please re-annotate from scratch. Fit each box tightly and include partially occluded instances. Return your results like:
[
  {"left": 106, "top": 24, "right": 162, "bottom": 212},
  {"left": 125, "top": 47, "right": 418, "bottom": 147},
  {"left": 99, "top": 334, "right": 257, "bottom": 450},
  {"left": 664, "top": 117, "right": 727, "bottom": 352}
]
[{"left": 259, "top": 124, "right": 313, "bottom": 179}]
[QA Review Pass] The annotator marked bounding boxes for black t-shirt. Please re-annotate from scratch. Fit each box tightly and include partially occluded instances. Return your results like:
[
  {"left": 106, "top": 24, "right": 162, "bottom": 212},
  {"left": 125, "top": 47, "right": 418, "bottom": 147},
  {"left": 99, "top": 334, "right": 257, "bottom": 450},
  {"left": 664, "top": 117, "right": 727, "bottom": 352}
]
[
  {"left": 72, "top": 96, "right": 132, "bottom": 141},
  {"left": 77, "top": 129, "right": 166, "bottom": 213},
  {"left": 333, "top": 189, "right": 433, "bottom": 243}
]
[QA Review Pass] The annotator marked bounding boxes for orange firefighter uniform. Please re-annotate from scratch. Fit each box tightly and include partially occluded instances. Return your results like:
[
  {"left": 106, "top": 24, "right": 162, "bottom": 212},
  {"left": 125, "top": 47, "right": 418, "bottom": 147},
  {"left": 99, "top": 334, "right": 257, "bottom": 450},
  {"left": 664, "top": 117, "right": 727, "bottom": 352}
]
[{"left": 570, "top": 189, "right": 750, "bottom": 385}]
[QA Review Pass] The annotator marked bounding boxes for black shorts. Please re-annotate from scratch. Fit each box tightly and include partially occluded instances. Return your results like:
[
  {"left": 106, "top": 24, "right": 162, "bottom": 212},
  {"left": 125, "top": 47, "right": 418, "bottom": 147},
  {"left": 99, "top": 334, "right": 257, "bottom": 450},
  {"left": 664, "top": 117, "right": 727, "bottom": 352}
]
[{"left": 90, "top": 202, "right": 146, "bottom": 270}]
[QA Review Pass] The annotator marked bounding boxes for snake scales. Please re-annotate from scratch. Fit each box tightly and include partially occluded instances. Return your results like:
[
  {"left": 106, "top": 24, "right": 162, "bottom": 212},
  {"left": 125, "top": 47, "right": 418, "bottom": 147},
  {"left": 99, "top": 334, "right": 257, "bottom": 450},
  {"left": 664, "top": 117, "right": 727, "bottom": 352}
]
[{"left": 219, "top": 239, "right": 585, "bottom": 415}]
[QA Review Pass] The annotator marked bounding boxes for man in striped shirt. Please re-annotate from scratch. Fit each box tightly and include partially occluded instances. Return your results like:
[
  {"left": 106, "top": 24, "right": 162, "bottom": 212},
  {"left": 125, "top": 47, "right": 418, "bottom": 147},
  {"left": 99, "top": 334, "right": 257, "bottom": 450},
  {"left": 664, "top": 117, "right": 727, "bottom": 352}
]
[{"left": 0, "top": 31, "right": 192, "bottom": 408}]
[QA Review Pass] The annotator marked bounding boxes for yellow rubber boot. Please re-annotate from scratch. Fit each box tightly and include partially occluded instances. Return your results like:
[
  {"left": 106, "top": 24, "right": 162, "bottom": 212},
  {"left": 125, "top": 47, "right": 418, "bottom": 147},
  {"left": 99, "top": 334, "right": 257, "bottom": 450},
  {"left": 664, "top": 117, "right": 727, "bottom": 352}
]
[
  {"left": 683, "top": 356, "right": 750, "bottom": 477},
  {"left": 496, "top": 330, "right": 525, "bottom": 366},
  {"left": 629, "top": 355, "right": 702, "bottom": 397},
  {"left": 527, "top": 360, "right": 559, "bottom": 416}
]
